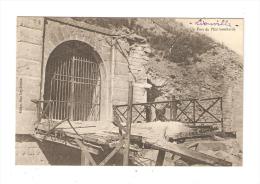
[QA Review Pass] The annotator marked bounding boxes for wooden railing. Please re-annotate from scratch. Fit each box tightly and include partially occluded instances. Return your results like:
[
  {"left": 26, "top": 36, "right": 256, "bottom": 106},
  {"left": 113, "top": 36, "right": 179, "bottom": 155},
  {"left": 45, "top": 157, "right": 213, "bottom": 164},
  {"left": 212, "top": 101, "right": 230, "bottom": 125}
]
[
  {"left": 31, "top": 99, "right": 54, "bottom": 130},
  {"left": 113, "top": 97, "right": 224, "bottom": 131}
]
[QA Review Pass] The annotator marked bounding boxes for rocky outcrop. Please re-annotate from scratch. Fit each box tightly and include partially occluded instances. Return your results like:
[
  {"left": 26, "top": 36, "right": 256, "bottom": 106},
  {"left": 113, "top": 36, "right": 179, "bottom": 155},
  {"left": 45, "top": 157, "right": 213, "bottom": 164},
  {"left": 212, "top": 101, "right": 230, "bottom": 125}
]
[{"left": 145, "top": 46, "right": 243, "bottom": 137}]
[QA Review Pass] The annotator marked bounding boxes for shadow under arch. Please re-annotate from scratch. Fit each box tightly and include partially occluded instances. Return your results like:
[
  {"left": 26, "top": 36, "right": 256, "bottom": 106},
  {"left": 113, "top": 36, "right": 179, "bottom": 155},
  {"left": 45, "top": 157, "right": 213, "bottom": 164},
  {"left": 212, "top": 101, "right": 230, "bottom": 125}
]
[{"left": 43, "top": 40, "right": 106, "bottom": 121}]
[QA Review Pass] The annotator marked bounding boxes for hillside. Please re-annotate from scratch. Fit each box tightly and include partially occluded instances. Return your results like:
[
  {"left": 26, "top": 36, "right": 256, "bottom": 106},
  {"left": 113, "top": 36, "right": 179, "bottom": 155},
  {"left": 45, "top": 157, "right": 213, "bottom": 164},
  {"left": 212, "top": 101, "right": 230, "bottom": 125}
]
[
  {"left": 74, "top": 18, "right": 242, "bottom": 96},
  {"left": 74, "top": 18, "right": 243, "bottom": 142}
]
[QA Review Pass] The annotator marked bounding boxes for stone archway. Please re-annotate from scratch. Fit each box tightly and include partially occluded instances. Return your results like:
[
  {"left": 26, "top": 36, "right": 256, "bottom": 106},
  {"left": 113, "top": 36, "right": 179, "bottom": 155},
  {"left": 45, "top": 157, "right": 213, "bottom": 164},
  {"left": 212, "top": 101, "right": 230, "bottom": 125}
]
[{"left": 42, "top": 40, "right": 109, "bottom": 121}]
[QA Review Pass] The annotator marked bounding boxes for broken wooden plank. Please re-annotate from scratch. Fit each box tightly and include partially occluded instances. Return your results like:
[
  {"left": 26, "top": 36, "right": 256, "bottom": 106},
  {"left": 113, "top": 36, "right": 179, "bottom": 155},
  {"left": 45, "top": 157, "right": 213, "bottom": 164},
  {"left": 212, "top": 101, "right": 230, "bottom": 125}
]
[
  {"left": 34, "top": 130, "right": 102, "bottom": 155},
  {"left": 145, "top": 139, "right": 232, "bottom": 166},
  {"left": 65, "top": 131, "right": 110, "bottom": 145}
]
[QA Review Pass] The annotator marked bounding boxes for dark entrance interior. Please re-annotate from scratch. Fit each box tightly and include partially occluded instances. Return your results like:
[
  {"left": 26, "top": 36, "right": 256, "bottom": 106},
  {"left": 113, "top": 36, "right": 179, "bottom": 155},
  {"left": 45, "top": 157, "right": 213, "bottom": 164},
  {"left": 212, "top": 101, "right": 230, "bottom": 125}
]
[{"left": 43, "top": 40, "right": 101, "bottom": 121}]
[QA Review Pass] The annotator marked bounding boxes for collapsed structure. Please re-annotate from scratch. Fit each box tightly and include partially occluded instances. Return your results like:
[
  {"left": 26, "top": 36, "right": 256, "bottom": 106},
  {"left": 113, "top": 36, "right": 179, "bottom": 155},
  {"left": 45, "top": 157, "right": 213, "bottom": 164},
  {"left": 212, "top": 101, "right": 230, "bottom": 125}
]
[{"left": 16, "top": 17, "right": 242, "bottom": 166}]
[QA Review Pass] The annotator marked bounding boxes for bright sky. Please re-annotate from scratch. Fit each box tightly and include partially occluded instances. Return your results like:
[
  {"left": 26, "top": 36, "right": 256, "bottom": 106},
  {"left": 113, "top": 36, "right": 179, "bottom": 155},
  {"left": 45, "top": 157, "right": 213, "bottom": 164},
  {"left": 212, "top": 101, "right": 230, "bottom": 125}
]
[{"left": 176, "top": 18, "right": 244, "bottom": 56}]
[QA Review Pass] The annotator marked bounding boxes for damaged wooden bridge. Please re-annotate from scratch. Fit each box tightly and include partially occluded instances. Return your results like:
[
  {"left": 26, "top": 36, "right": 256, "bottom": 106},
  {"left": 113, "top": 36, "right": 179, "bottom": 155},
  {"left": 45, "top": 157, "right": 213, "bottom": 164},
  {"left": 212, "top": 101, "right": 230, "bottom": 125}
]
[{"left": 32, "top": 82, "right": 232, "bottom": 166}]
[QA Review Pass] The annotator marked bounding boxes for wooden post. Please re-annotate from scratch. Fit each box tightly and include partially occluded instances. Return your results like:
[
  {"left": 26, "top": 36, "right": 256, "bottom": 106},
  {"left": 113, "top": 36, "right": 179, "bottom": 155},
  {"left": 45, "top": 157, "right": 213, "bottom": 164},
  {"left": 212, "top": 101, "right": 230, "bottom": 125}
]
[
  {"left": 145, "top": 104, "right": 151, "bottom": 122},
  {"left": 74, "top": 139, "right": 97, "bottom": 166},
  {"left": 193, "top": 100, "right": 196, "bottom": 125},
  {"left": 220, "top": 97, "right": 224, "bottom": 133},
  {"left": 156, "top": 95, "right": 177, "bottom": 165},
  {"left": 155, "top": 150, "right": 166, "bottom": 166},
  {"left": 36, "top": 101, "right": 41, "bottom": 122},
  {"left": 81, "top": 150, "right": 90, "bottom": 165},
  {"left": 170, "top": 95, "right": 177, "bottom": 121},
  {"left": 123, "top": 81, "right": 133, "bottom": 166}
]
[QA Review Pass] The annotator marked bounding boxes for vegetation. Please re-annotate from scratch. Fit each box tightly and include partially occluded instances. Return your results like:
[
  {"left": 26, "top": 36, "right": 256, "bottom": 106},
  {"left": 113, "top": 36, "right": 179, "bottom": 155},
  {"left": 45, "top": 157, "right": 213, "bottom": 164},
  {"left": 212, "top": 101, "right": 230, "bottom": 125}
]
[
  {"left": 74, "top": 17, "right": 217, "bottom": 65},
  {"left": 75, "top": 17, "right": 243, "bottom": 99}
]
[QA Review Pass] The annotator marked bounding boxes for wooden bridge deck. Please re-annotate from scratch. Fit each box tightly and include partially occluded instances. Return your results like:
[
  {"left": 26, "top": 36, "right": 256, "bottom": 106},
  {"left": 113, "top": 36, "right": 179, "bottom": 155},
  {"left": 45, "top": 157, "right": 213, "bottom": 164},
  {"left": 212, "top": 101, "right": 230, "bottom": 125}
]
[{"left": 34, "top": 120, "right": 232, "bottom": 166}]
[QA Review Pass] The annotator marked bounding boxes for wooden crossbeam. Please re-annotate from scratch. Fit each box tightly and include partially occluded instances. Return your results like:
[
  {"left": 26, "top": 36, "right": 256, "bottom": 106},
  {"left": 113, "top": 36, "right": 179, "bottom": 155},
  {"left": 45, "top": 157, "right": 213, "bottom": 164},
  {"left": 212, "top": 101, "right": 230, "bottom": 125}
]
[
  {"left": 132, "top": 105, "right": 146, "bottom": 123},
  {"left": 43, "top": 118, "right": 68, "bottom": 140},
  {"left": 99, "top": 143, "right": 123, "bottom": 166},
  {"left": 150, "top": 103, "right": 170, "bottom": 121},
  {"left": 195, "top": 99, "right": 221, "bottom": 122},
  {"left": 176, "top": 101, "right": 193, "bottom": 122},
  {"left": 112, "top": 119, "right": 127, "bottom": 133},
  {"left": 113, "top": 110, "right": 125, "bottom": 124},
  {"left": 116, "top": 107, "right": 128, "bottom": 121}
]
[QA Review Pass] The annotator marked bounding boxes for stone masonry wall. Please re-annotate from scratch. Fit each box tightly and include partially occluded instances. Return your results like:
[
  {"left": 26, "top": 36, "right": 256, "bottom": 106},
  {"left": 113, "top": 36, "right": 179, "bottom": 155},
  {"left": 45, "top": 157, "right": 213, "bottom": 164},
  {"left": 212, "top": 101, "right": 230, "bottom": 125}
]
[
  {"left": 16, "top": 17, "right": 44, "bottom": 134},
  {"left": 42, "top": 18, "right": 113, "bottom": 121},
  {"left": 128, "top": 42, "right": 151, "bottom": 103},
  {"left": 16, "top": 17, "right": 117, "bottom": 134},
  {"left": 112, "top": 39, "right": 131, "bottom": 105},
  {"left": 16, "top": 17, "right": 114, "bottom": 165},
  {"left": 16, "top": 17, "right": 151, "bottom": 165},
  {"left": 112, "top": 37, "right": 151, "bottom": 105},
  {"left": 16, "top": 135, "right": 81, "bottom": 165}
]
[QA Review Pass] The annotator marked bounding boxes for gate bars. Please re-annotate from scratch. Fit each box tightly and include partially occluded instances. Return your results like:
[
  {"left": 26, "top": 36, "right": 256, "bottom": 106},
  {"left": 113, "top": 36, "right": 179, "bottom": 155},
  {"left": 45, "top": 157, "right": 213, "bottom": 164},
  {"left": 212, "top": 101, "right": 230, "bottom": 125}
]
[{"left": 44, "top": 50, "right": 101, "bottom": 121}]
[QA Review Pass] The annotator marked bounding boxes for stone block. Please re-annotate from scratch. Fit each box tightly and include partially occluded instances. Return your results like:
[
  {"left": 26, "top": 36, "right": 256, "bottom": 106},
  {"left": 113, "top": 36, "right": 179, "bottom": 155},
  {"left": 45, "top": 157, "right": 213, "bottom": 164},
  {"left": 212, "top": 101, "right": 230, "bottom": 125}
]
[
  {"left": 86, "top": 31, "right": 96, "bottom": 46},
  {"left": 112, "top": 100, "right": 128, "bottom": 106},
  {"left": 16, "top": 58, "right": 41, "bottom": 78},
  {"left": 114, "top": 63, "right": 129, "bottom": 75},
  {"left": 115, "top": 49, "right": 127, "bottom": 64},
  {"left": 112, "top": 88, "right": 128, "bottom": 104},
  {"left": 17, "top": 17, "right": 44, "bottom": 30},
  {"left": 17, "top": 26, "right": 43, "bottom": 45},
  {"left": 16, "top": 110, "right": 37, "bottom": 134},
  {"left": 113, "top": 75, "right": 129, "bottom": 90},
  {"left": 45, "top": 27, "right": 60, "bottom": 46},
  {"left": 129, "top": 50, "right": 146, "bottom": 56},
  {"left": 133, "top": 88, "right": 147, "bottom": 103},
  {"left": 15, "top": 138, "right": 49, "bottom": 165},
  {"left": 93, "top": 39, "right": 104, "bottom": 54},
  {"left": 131, "top": 46, "right": 144, "bottom": 51},
  {"left": 143, "top": 46, "right": 152, "bottom": 53},
  {"left": 115, "top": 82, "right": 147, "bottom": 104},
  {"left": 16, "top": 77, "right": 41, "bottom": 111},
  {"left": 17, "top": 42, "right": 42, "bottom": 62},
  {"left": 101, "top": 45, "right": 112, "bottom": 61},
  {"left": 56, "top": 25, "right": 66, "bottom": 42},
  {"left": 130, "top": 54, "right": 150, "bottom": 61}
]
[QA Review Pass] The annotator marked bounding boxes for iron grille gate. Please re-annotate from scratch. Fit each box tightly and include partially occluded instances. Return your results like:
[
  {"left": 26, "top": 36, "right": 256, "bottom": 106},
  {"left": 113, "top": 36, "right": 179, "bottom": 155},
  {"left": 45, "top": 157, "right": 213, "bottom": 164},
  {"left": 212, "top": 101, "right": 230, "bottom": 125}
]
[{"left": 44, "top": 47, "right": 101, "bottom": 121}]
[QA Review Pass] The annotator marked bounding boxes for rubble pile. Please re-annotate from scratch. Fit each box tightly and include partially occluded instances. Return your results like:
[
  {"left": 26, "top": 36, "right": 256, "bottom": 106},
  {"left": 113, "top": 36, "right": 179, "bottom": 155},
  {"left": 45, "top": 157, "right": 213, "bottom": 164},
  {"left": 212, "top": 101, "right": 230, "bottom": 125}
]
[
  {"left": 135, "top": 137, "right": 242, "bottom": 166},
  {"left": 77, "top": 18, "right": 243, "bottom": 166},
  {"left": 194, "top": 139, "right": 242, "bottom": 166}
]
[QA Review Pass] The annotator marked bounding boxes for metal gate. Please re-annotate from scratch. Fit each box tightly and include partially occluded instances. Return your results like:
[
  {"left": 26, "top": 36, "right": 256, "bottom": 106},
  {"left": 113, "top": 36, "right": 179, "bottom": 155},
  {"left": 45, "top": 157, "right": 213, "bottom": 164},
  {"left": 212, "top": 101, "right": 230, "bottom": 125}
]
[{"left": 44, "top": 42, "right": 101, "bottom": 121}]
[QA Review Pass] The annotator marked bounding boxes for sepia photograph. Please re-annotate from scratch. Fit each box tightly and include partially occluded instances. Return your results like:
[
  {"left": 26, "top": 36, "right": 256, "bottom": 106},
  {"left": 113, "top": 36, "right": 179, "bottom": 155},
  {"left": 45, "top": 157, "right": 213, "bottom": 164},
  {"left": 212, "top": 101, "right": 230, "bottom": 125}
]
[{"left": 15, "top": 17, "right": 244, "bottom": 166}]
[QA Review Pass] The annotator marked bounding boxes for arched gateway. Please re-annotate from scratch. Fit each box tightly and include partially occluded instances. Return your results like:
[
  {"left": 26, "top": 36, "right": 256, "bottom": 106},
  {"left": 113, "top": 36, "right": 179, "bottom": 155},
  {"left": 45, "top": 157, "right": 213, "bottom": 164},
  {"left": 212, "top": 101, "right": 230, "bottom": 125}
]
[{"left": 43, "top": 40, "right": 101, "bottom": 121}]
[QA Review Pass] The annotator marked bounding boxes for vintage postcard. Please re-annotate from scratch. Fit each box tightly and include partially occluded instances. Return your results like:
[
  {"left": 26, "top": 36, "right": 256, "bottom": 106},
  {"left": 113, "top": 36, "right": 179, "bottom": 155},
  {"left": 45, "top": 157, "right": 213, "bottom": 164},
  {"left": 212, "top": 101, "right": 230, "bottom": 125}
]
[{"left": 16, "top": 17, "right": 243, "bottom": 166}]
